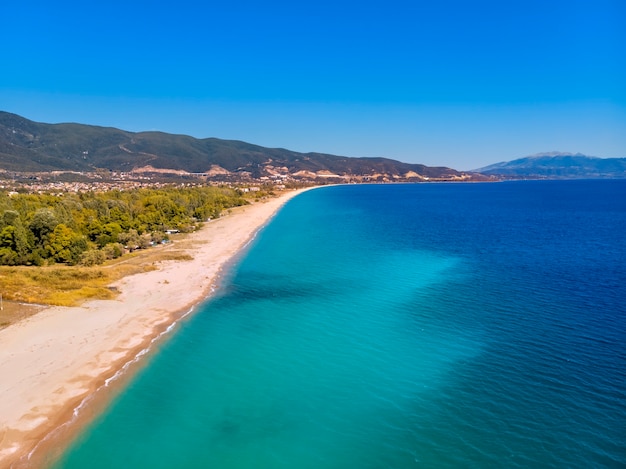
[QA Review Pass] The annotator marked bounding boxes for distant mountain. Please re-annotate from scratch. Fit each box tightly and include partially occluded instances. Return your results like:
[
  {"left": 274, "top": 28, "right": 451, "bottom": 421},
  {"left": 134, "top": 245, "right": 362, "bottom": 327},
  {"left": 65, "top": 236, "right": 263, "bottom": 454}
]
[
  {"left": 475, "top": 153, "right": 626, "bottom": 179},
  {"left": 0, "top": 111, "right": 481, "bottom": 182}
]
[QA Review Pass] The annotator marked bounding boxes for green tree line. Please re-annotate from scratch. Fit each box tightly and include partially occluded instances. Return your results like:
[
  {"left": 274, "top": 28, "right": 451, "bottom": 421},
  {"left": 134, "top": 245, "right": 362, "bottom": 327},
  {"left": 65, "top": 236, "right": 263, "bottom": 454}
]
[{"left": 0, "top": 186, "right": 248, "bottom": 266}]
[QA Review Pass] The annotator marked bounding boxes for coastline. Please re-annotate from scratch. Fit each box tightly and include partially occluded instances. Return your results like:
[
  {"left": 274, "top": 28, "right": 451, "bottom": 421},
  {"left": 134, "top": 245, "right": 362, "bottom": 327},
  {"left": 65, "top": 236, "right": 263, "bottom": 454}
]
[{"left": 0, "top": 188, "right": 308, "bottom": 469}]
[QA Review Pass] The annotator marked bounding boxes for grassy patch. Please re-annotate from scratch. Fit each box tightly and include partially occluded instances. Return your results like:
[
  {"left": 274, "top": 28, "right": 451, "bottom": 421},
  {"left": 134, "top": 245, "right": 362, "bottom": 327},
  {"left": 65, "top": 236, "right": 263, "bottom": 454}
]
[
  {"left": 47, "top": 286, "right": 117, "bottom": 306},
  {"left": 0, "top": 266, "right": 115, "bottom": 305},
  {"left": 0, "top": 235, "right": 196, "bottom": 310}
]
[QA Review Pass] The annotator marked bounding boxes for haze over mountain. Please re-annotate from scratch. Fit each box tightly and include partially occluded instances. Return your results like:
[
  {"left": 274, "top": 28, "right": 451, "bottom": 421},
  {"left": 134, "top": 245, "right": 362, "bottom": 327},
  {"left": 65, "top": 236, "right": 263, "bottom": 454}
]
[
  {"left": 0, "top": 111, "right": 478, "bottom": 182},
  {"left": 475, "top": 152, "right": 626, "bottom": 179}
]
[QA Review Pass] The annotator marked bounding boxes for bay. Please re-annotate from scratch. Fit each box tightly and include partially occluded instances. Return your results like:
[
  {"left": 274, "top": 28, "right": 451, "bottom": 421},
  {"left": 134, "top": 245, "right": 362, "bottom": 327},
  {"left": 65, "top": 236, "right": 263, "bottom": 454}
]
[{"left": 53, "top": 180, "right": 626, "bottom": 468}]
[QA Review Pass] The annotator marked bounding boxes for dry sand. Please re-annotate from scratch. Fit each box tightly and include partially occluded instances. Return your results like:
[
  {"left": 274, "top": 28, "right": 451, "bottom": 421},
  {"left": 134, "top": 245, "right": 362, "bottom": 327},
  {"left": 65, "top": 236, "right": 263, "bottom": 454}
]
[{"left": 0, "top": 188, "right": 307, "bottom": 468}]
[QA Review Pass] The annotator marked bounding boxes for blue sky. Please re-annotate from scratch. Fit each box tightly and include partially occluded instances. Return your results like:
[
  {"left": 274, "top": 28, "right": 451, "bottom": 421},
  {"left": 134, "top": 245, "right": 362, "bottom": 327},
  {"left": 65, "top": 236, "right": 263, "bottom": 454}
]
[{"left": 2, "top": 0, "right": 624, "bottom": 170}]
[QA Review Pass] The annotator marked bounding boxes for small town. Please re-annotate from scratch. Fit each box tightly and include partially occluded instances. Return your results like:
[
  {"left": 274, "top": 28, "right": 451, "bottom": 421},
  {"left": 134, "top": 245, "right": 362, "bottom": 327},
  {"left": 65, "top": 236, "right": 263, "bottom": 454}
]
[{"left": 0, "top": 169, "right": 296, "bottom": 195}]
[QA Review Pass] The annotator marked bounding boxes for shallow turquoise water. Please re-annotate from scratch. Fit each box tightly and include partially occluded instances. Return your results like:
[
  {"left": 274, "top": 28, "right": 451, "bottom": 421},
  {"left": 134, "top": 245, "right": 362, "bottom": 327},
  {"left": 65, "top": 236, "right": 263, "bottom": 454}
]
[{"left": 52, "top": 181, "right": 626, "bottom": 468}]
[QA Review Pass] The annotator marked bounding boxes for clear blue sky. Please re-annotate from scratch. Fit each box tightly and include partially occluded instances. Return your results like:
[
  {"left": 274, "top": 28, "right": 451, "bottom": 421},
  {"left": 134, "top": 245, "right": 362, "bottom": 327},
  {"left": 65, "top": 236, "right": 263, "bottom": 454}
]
[{"left": 2, "top": 0, "right": 624, "bottom": 170}]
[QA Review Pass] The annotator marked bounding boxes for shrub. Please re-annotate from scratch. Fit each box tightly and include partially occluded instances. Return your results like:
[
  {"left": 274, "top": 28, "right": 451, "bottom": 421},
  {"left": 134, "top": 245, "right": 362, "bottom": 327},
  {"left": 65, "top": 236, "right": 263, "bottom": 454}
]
[
  {"left": 80, "top": 249, "right": 106, "bottom": 266},
  {"left": 103, "top": 242, "right": 124, "bottom": 260},
  {"left": 0, "top": 247, "right": 18, "bottom": 265},
  {"left": 151, "top": 231, "right": 167, "bottom": 244},
  {"left": 138, "top": 233, "right": 152, "bottom": 249}
]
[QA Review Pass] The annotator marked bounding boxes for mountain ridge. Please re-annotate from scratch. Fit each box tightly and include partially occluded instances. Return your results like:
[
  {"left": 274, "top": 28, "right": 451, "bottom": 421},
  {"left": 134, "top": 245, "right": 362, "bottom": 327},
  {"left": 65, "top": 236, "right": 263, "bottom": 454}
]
[
  {"left": 0, "top": 111, "right": 479, "bottom": 182},
  {"left": 475, "top": 153, "right": 626, "bottom": 179}
]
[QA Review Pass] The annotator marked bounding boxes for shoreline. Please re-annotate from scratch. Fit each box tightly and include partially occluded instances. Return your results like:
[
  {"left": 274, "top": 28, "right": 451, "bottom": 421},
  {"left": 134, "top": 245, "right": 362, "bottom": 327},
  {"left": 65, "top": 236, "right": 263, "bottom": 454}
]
[{"left": 0, "top": 188, "right": 309, "bottom": 469}]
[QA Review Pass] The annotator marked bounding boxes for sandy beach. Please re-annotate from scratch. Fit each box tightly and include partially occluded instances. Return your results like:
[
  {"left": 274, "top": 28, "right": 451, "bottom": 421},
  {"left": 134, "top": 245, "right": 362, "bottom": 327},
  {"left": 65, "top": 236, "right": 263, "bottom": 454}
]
[{"left": 0, "top": 188, "right": 306, "bottom": 468}]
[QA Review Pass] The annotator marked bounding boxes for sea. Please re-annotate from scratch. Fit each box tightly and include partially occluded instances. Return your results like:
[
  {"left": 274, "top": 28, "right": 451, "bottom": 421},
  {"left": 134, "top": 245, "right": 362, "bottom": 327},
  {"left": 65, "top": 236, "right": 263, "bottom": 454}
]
[{"left": 51, "top": 180, "right": 626, "bottom": 468}]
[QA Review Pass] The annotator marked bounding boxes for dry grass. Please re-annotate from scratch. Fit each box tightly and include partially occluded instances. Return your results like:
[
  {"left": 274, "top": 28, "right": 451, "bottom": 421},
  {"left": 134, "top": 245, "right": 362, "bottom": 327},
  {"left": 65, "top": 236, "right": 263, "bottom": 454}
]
[
  {"left": 0, "top": 199, "right": 278, "bottom": 329},
  {"left": 0, "top": 235, "right": 196, "bottom": 324},
  {"left": 0, "top": 266, "right": 116, "bottom": 306}
]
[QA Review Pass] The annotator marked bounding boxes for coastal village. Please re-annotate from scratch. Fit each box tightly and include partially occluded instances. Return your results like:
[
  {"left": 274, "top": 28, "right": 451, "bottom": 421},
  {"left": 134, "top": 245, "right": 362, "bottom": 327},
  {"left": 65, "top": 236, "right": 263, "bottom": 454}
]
[
  {"left": 0, "top": 169, "right": 277, "bottom": 194},
  {"left": 0, "top": 165, "right": 479, "bottom": 196}
]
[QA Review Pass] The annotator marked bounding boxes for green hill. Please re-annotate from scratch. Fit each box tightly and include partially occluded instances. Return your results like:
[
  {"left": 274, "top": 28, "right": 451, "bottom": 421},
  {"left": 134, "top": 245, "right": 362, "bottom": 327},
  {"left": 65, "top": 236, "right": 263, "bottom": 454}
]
[{"left": 0, "top": 111, "right": 477, "bottom": 180}]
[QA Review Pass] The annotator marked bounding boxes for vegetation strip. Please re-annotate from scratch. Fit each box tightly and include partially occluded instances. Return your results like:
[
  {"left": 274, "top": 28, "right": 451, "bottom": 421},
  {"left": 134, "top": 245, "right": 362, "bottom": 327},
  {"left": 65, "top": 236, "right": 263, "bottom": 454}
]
[{"left": 0, "top": 186, "right": 248, "bottom": 267}]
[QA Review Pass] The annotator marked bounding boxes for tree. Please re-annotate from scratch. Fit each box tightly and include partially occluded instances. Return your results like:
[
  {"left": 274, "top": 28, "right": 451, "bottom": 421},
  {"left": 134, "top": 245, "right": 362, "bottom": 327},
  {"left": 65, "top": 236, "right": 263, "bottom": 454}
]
[
  {"left": 46, "top": 224, "right": 87, "bottom": 264},
  {"left": 1, "top": 210, "right": 20, "bottom": 228},
  {"left": 0, "top": 213, "right": 30, "bottom": 264},
  {"left": 29, "top": 209, "right": 58, "bottom": 248},
  {"left": 0, "top": 247, "right": 18, "bottom": 265},
  {"left": 0, "top": 185, "right": 248, "bottom": 266},
  {"left": 118, "top": 229, "right": 140, "bottom": 250},
  {"left": 95, "top": 222, "right": 122, "bottom": 247}
]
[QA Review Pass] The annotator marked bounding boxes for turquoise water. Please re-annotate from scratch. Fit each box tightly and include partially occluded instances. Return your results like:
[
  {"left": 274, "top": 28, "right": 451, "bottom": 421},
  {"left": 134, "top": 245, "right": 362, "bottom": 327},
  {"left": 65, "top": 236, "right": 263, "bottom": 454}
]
[{"left": 52, "top": 181, "right": 626, "bottom": 468}]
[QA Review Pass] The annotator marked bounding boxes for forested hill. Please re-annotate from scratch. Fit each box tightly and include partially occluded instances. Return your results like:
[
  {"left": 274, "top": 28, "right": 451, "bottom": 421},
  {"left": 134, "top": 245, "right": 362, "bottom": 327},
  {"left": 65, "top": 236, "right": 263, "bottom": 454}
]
[{"left": 0, "top": 111, "right": 478, "bottom": 181}]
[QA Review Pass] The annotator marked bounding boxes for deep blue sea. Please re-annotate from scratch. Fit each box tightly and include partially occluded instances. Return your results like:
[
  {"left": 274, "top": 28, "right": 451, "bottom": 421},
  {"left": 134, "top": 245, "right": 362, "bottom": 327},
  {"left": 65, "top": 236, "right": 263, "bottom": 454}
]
[{"left": 52, "top": 180, "right": 626, "bottom": 468}]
